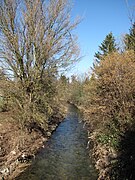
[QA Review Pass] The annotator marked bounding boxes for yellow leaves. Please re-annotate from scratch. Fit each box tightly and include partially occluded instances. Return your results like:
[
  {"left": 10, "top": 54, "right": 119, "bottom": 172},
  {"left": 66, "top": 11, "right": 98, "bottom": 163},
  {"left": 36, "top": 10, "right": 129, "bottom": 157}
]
[{"left": 82, "top": 50, "right": 135, "bottom": 135}]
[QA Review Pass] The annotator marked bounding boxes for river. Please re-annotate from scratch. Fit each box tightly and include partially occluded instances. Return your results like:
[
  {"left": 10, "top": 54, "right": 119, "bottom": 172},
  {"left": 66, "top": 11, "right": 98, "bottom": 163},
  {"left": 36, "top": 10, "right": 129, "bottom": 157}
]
[{"left": 16, "top": 105, "right": 97, "bottom": 180}]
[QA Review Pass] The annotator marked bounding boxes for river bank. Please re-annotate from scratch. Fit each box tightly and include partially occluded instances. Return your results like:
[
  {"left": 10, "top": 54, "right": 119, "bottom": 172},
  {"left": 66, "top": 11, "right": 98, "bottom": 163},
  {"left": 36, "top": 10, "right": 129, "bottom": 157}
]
[
  {"left": 77, "top": 106, "right": 118, "bottom": 180},
  {"left": 0, "top": 108, "right": 66, "bottom": 180}
]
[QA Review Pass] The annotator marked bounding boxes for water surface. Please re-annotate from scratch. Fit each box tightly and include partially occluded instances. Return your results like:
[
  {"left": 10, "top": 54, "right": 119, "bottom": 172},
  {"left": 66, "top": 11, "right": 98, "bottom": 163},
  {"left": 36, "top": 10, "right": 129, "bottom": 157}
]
[{"left": 16, "top": 105, "right": 97, "bottom": 180}]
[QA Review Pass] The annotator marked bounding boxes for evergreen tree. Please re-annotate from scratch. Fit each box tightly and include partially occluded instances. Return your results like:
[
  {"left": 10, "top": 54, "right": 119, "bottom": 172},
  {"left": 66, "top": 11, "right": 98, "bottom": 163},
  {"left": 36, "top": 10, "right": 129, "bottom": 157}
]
[
  {"left": 124, "top": 22, "right": 135, "bottom": 51},
  {"left": 94, "top": 32, "right": 117, "bottom": 62}
]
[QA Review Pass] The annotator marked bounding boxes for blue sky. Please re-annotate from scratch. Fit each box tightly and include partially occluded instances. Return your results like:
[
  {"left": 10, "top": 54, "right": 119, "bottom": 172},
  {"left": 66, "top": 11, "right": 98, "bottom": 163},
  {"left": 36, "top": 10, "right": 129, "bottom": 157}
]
[{"left": 68, "top": 0, "right": 135, "bottom": 76}]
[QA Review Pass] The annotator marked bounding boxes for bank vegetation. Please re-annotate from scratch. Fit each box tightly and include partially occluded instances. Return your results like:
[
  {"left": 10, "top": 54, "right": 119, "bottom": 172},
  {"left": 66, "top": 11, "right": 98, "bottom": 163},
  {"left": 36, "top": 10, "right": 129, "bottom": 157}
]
[
  {"left": 0, "top": 0, "right": 80, "bottom": 179},
  {"left": 65, "top": 24, "right": 135, "bottom": 179}
]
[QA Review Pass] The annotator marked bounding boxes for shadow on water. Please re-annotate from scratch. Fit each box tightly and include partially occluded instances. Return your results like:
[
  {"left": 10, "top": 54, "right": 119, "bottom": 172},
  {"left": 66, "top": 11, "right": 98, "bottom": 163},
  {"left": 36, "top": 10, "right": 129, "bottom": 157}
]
[
  {"left": 110, "top": 128, "right": 135, "bottom": 180},
  {"left": 15, "top": 105, "right": 97, "bottom": 180}
]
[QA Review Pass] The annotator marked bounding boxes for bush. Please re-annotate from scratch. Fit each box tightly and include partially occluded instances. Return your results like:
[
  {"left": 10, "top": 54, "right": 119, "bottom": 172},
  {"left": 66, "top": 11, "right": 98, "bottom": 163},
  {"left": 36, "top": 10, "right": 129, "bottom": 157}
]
[{"left": 82, "top": 50, "right": 135, "bottom": 148}]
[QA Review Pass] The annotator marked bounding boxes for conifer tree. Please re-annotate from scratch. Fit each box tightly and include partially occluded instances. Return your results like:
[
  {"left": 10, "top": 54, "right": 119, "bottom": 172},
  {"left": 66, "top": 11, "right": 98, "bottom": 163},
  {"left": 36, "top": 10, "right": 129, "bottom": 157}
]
[
  {"left": 94, "top": 32, "right": 117, "bottom": 62},
  {"left": 124, "top": 22, "right": 135, "bottom": 51}
]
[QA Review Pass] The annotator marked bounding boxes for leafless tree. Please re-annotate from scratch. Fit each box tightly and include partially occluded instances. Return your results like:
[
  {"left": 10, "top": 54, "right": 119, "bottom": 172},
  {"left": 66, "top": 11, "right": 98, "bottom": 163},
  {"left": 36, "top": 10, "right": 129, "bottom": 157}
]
[
  {"left": 0, "top": 0, "right": 80, "bottom": 80},
  {"left": 0, "top": 0, "right": 80, "bottom": 127}
]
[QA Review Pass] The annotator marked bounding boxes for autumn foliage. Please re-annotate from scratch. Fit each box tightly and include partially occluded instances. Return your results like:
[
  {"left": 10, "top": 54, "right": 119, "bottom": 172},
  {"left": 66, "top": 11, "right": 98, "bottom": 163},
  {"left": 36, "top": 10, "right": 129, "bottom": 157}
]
[{"left": 80, "top": 51, "right": 134, "bottom": 147}]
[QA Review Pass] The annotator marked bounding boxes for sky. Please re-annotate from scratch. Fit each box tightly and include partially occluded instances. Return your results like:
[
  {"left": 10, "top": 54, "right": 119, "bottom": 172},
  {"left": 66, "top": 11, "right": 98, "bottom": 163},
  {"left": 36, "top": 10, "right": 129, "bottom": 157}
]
[{"left": 67, "top": 0, "right": 135, "bottom": 76}]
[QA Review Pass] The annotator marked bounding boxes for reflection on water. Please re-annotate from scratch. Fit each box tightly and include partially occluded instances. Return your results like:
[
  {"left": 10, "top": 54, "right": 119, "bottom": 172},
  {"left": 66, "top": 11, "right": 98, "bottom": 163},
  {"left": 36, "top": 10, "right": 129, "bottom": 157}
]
[{"left": 16, "top": 105, "right": 97, "bottom": 180}]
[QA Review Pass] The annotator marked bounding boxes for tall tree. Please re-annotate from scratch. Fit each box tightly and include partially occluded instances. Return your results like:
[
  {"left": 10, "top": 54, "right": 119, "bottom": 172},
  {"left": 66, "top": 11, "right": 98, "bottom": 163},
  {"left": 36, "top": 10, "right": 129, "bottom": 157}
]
[
  {"left": 0, "top": 0, "right": 80, "bottom": 127},
  {"left": 0, "top": 0, "right": 80, "bottom": 82},
  {"left": 124, "top": 22, "right": 135, "bottom": 51},
  {"left": 94, "top": 32, "right": 117, "bottom": 62}
]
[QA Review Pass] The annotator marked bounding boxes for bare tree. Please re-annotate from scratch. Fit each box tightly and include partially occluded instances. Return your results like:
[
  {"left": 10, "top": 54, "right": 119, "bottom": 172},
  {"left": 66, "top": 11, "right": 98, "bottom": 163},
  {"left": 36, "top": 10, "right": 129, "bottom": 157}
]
[
  {"left": 0, "top": 0, "right": 79, "bottom": 79},
  {"left": 0, "top": 0, "right": 80, "bottom": 127}
]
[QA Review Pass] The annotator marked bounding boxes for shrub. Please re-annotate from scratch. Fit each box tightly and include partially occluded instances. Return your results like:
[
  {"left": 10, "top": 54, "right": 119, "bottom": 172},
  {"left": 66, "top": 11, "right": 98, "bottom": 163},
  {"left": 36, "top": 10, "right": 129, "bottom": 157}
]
[{"left": 83, "top": 50, "right": 135, "bottom": 147}]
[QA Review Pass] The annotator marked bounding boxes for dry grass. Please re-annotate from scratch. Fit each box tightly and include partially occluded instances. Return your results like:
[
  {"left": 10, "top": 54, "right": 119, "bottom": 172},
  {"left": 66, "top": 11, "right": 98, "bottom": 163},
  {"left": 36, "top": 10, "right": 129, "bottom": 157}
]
[{"left": 0, "top": 111, "right": 47, "bottom": 179}]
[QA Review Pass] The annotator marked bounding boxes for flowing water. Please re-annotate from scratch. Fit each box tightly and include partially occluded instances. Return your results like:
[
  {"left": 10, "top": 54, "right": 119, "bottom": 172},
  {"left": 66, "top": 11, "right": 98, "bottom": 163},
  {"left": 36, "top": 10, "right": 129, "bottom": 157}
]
[{"left": 16, "top": 105, "right": 97, "bottom": 180}]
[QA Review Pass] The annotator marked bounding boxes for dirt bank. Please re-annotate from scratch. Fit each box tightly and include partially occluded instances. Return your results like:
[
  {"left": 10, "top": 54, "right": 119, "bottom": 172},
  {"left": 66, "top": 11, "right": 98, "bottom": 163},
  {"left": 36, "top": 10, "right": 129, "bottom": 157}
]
[{"left": 0, "top": 110, "right": 65, "bottom": 180}]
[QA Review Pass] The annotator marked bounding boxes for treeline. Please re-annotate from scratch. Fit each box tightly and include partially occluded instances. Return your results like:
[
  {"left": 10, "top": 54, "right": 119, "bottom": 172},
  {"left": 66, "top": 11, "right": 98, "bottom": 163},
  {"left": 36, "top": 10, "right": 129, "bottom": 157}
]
[{"left": 62, "top": 24, "right": 135, "bottom": 179}]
